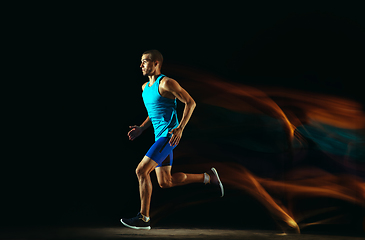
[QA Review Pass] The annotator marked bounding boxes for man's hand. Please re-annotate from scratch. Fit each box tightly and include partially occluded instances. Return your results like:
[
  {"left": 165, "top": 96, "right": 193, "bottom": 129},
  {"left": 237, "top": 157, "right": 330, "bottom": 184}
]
[
  {"left": 169, "top": 127, "right": 183, "bottom": 146},
  {"left": 128, "top": 125, "right": 143, "bottom": 141}
]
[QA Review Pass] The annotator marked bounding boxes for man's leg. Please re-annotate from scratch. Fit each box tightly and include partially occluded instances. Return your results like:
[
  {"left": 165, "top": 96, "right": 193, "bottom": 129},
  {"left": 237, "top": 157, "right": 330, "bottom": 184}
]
[
  {"left": 135, "top": 155, "right": 158, "bottom": 218},
  {"left": 155, "top": 162, "right": 224, "bottom": 197},
  {"left": 155, "top": 165, "right": 205, "bottom": 188},
  {"left": 121, "top": 155, "right": 157, "bottom": 230}
]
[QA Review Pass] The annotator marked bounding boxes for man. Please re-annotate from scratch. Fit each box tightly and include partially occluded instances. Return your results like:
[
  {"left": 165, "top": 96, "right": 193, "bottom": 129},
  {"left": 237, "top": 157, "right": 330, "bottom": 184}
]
[{"left": 121, "top": 50, "right": 224, "bottom": 230}]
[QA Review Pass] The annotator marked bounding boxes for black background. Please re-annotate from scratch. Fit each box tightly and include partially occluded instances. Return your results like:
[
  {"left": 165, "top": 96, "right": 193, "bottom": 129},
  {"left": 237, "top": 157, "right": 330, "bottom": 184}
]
[{"left": 3, "top": 1, "right": 365, "bottom": 230}]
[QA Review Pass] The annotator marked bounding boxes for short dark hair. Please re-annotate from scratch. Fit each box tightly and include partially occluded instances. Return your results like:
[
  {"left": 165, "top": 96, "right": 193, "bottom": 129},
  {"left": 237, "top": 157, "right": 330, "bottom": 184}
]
[{"left": 143, "top": 49, "right": 163, "bottom": 66}]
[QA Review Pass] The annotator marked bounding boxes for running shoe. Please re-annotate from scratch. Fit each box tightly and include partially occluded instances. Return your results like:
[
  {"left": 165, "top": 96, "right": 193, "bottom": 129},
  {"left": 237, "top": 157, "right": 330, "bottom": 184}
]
[
  {"left": 121, "top": 212, "right": 151, "bottom": 230},
  {"left": 207, "top": 167, "right": 224, "bottom": 197}
]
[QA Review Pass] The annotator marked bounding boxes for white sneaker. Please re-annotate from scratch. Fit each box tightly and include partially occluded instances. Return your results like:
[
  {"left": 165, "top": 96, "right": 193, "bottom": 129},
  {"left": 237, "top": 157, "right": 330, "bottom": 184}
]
[{"left": 207, "top": 167, "right": 224, "bottom": 197}]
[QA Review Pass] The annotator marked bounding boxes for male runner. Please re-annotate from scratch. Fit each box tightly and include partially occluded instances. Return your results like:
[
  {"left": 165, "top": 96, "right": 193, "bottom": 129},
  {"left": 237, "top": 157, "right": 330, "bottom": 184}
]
[{"left": 121, "top": 50, "right": 224, "bottom": 230}]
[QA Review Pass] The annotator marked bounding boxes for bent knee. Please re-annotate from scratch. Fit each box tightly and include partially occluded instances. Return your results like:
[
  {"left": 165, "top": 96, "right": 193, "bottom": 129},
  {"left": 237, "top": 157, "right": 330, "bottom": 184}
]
[{"left": 135, "top": 166, "right": 149, "bottom": 178}]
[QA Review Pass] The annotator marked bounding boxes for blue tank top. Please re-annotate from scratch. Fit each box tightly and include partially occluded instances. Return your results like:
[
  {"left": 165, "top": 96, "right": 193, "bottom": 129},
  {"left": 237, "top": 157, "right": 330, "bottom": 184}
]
[{"left": 142, "top": 74, "right": 179, "bottom": 141}]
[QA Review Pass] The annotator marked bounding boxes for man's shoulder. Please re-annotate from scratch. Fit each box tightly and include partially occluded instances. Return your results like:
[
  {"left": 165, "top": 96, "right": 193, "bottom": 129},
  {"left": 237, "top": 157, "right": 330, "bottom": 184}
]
[{"left": 160, "top": 77, "right": 178, "bottom": 87}]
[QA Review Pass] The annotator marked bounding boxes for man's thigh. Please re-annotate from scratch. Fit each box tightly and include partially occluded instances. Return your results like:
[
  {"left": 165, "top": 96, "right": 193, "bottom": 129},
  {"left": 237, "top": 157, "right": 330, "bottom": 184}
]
[
  {"left": 146, "top": 137, "right": 175, "bottom": 167},
  {"left": 155, "top": 165, "right": 172, "bottom": 184}
]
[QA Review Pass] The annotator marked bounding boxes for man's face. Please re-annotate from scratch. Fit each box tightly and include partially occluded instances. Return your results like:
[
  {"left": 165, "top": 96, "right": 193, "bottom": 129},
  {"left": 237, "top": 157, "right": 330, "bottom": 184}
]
[{"left": 140, "top": 54, "right": 156, "bottom": 76}]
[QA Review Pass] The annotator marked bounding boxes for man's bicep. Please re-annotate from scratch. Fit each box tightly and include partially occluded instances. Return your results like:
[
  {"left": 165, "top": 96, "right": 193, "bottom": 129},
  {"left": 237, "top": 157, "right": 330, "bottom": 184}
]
[{"left": 174, "top": 87, "right": 193, "bottom": 104}]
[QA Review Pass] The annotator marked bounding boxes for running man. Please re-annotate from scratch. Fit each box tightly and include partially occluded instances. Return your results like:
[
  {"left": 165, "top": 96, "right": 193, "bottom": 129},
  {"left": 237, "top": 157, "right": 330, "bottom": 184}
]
[{"left": 121, "top": 50, "right": 224, "bottom": 230}]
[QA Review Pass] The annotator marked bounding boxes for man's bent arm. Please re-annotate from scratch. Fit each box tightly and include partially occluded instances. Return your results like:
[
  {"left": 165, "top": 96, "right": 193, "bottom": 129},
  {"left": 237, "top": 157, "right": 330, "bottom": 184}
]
[
  {"left": 178, "top": 95, "right": 196, "bottom": 131},
  {"left": 166, "top": 80, "right": 196, "bottom": 130},
  {"left": 163, "top": 79, "right": 196, "bottom": 146}
]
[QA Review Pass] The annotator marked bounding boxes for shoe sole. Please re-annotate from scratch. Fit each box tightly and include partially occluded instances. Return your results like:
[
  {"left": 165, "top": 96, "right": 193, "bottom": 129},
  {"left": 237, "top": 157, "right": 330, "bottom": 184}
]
[
  {"left": 120, "top": 219, "right": 151, "bottom": 230},
  {"left": 211, "top": 167, "right": 224, "bottom": 197}
]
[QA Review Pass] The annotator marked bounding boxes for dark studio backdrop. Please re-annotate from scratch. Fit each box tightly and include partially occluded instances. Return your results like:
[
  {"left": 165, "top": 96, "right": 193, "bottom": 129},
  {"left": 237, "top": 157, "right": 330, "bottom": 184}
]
[{"left": 3, "top": 1, "right": 365, "bottom": 232}]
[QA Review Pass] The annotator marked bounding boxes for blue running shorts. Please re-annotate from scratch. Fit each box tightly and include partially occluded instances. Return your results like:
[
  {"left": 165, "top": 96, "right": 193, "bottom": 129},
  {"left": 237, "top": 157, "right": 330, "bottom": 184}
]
[{"left": 146, "top": 137, "right": 176, "bottom": 168}]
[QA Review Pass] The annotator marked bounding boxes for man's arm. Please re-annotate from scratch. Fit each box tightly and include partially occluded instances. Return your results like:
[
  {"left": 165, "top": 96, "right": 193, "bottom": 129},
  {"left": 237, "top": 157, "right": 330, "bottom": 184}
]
[
  {"left": 128, "top": 116, "right": 151, "bottom": 141},
  {"left": 162, "top": 78, "right": 196, "bottom": 146}
]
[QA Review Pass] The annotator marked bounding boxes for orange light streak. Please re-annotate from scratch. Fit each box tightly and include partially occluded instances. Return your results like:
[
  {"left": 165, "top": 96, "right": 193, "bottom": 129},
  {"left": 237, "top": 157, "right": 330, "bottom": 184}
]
[{"left": 151, "top": 64, "right": 365, "bottom": 233}]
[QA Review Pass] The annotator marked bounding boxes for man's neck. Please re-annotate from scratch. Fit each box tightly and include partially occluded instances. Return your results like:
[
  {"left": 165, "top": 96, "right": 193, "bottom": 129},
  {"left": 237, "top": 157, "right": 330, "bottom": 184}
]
[{"left": 148, "top": 72, "right": 162, "bottom": 85}]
